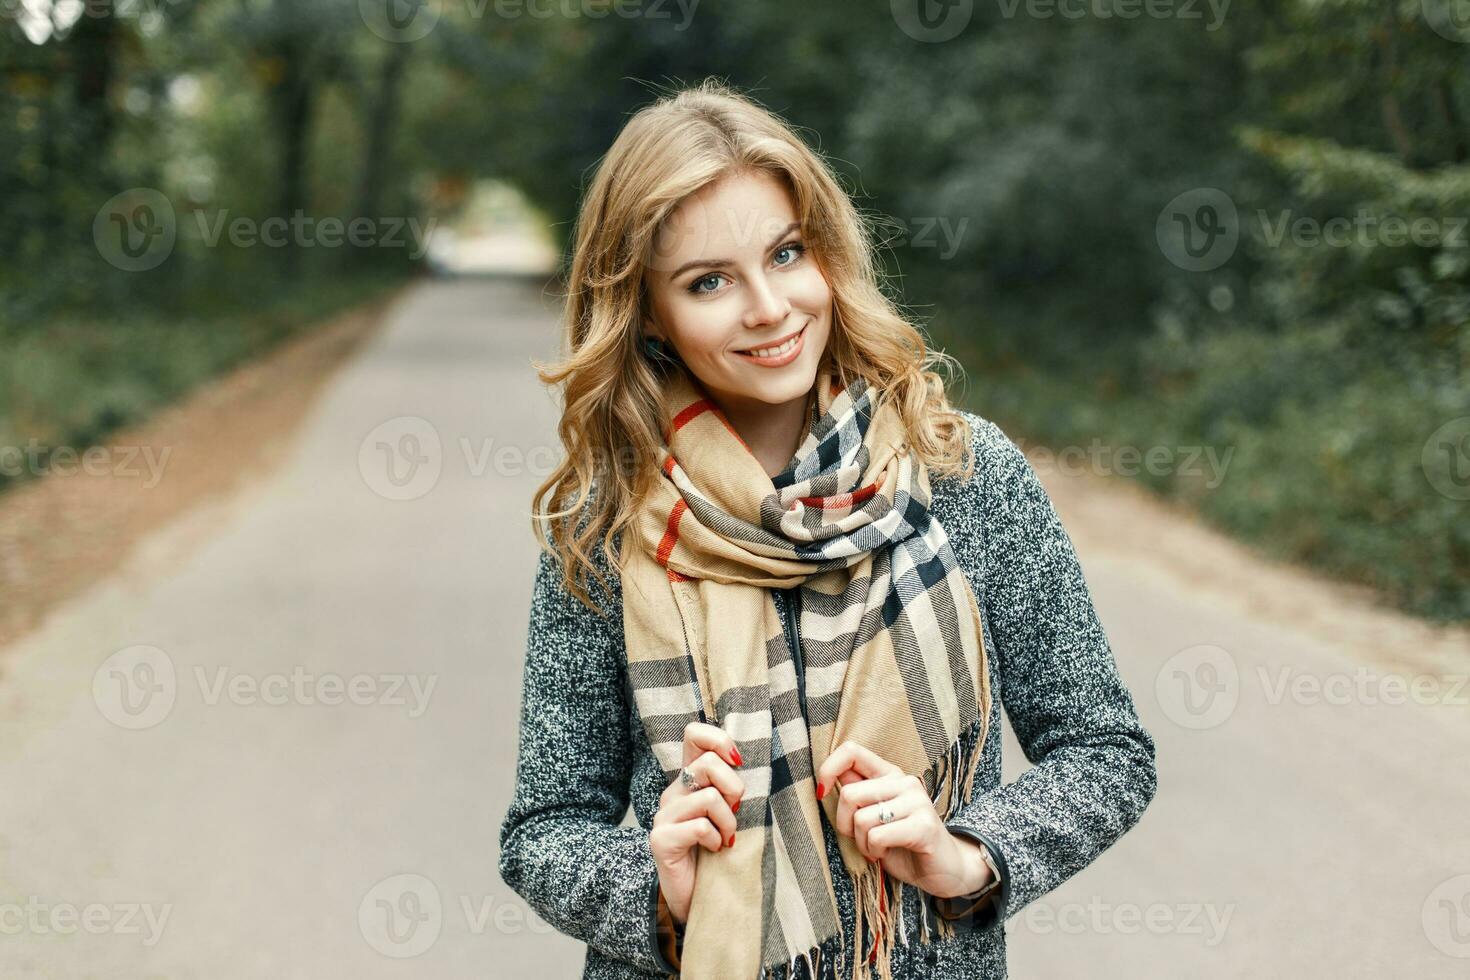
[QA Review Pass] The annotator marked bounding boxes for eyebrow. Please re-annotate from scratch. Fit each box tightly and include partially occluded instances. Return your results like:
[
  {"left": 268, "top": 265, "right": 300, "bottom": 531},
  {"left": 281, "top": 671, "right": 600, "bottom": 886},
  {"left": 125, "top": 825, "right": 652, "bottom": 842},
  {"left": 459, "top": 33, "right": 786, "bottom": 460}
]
[{"left": 666, "top": 220, "right": 803, "bottom": 281}]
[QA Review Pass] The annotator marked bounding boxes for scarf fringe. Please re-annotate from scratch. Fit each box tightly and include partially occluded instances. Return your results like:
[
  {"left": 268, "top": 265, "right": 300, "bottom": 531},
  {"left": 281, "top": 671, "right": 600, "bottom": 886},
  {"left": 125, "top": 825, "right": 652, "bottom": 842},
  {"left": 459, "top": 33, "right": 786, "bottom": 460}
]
[
  {"left": 758, "top": 928, "right": 846, "bottom": 980},
  {"left": 753, "top": 717, "right": 989, "bottom": 979},
  {"left": 848, "top": 714, "right": 988, "bottom": 980},
  {"left": 930, "top": 714, "right": 987, "bottom": 825},
  {"left": 851, "top": 858, "right": 898, "bottom": 980}
]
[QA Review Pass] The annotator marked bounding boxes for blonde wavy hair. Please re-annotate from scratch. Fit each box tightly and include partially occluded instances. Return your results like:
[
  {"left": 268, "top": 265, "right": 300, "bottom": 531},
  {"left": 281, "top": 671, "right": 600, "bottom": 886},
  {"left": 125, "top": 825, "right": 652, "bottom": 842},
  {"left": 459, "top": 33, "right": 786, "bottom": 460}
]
[{"left": 531, "top": 77, "right": 975, "bottom": 616}]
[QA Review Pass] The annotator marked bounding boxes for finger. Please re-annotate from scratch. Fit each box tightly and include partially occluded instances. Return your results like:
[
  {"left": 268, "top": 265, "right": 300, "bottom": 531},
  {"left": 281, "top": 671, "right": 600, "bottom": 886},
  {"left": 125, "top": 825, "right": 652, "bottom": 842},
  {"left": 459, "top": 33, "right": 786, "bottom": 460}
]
[
  {"left": 651, "top": 815, "right": 723, "bottom": 861},
  {"left": 839, "top": 772, "right": 921, "bottom": 813},
  {"left": 854, "top": 793, "right": 918, "bottom": 861},
  {"left": 864, "top": 811, "right": 925, "bottom": 864},
  {"left": 682, "top": 721, "right": 743, "bottom": 769},
  {"left": 679, "top": 815, "right": 725, "bottom": 854},
  {"left": 815, "top": 739, "right": 901, "bottom": 800},
  {"left": 682, "top": 749, "right": 747, "bottom": 814},
  {"left": 672, "top": 784, "right": 738, "bottom": 848},
  {"left": 834, "top": 773, "right": 911, "bottom": 838}
]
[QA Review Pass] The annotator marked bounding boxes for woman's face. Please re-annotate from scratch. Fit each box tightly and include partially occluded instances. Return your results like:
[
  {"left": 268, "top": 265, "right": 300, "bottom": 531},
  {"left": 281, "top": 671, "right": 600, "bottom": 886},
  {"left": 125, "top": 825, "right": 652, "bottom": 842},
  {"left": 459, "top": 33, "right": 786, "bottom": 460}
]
[{"left": 642, "top": 170, "right": 832, "bottom": 421}]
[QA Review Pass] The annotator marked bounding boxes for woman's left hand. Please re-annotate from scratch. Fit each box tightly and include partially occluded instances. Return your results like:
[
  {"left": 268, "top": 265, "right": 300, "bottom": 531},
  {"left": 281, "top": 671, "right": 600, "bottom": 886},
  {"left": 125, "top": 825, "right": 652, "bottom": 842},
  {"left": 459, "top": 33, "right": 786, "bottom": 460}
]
[{"left": 814, "top": 739, "right": 985, "bottom": 901}]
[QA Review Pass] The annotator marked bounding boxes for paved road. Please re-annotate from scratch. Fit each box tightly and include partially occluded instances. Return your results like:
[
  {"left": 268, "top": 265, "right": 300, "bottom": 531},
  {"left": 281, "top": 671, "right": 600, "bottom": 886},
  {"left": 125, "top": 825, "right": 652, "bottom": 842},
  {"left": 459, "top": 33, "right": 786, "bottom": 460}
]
[{"left": 0, "top": 276, "right": 1465, "bottom": 978}]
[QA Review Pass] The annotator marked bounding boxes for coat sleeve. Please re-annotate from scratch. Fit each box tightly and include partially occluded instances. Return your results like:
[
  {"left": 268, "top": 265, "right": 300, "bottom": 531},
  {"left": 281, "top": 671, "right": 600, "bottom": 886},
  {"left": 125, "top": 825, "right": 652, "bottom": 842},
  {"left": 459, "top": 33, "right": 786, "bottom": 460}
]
[
  {"left": 940, "top": 416, "right": 1159, "bottom": 929},
  {"left": 497, "top": 541, "right": 674, "bottom": 975}
]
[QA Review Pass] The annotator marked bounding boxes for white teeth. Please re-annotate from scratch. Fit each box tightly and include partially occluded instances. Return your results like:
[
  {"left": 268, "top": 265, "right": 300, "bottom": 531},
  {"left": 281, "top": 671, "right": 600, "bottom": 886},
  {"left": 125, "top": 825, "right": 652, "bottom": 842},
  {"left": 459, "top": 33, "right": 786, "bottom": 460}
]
[{"left": 744, "top": 332, "right": 800, "bottom": 358}]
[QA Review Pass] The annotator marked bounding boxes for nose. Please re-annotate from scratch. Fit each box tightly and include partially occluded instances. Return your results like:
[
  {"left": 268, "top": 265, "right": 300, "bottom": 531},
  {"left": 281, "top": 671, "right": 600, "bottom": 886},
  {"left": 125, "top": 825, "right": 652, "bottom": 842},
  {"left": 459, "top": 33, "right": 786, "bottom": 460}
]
[{"left": 742, "top": 271, "right": 791, "bottom": 330}]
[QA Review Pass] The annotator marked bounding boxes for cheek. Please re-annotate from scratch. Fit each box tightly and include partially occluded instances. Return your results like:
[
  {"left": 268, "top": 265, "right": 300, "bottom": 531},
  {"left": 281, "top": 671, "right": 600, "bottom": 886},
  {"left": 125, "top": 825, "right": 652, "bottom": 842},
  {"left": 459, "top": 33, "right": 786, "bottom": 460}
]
[
  {"left": 791, "top": 267, "right": 833, "bottom": 314},
  {"left": 667, "top": 304, "right": 732, "bottom": 356}
]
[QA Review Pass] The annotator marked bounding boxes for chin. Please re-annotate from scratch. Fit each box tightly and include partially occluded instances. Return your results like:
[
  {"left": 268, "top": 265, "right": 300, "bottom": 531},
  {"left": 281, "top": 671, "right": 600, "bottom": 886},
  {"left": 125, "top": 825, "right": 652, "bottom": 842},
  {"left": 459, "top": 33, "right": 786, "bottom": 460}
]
[{"left": 738, "top": 366, "right": 818, "bottom": 406}]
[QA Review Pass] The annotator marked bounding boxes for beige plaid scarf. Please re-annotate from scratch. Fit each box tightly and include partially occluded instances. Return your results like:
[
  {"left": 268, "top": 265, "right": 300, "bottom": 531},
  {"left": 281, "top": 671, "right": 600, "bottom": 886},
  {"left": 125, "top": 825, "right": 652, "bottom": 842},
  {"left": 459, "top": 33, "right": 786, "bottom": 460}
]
[{"left": 620, "top": 363, "right": 992, "bottom": 979}]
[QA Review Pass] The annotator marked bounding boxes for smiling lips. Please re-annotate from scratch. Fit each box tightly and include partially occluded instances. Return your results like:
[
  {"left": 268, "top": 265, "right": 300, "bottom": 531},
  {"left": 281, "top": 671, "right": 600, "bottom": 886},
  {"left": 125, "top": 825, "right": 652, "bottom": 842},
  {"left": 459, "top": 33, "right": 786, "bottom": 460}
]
[{"left": 736, "top": 323, "right": 806, "bottom": 366}]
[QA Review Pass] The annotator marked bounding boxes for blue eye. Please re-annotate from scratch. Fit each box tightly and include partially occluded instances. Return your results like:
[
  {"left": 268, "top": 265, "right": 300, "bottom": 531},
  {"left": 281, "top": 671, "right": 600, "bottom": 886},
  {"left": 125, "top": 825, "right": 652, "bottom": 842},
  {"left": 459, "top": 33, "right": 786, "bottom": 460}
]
[
  {"left": 774, "top": 242, "right": 806, "bottom": 265},
  {"left": 684, "top": 242, "right": 806, "bottom": 296},
  {"left": 688, "top": 274, "right": 722, "bottom": 295}
]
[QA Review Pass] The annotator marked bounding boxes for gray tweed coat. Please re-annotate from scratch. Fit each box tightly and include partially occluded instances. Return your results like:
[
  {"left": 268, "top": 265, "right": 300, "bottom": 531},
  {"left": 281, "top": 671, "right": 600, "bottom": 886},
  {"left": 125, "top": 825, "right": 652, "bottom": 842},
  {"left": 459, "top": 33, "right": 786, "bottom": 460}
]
[{"left": 497, "top": 411, "right": 1158, "bottom": 978}]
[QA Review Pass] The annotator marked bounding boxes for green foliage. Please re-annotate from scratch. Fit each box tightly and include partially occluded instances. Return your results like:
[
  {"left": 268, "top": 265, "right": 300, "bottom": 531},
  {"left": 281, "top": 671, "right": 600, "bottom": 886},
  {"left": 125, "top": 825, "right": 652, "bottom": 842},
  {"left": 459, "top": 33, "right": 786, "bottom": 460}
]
[
  {"left": 1, "top": 0, "right": 1464, "bottom": 620},
  {"left": 0, "top": 270, "right": 403, "bottom": 495}
]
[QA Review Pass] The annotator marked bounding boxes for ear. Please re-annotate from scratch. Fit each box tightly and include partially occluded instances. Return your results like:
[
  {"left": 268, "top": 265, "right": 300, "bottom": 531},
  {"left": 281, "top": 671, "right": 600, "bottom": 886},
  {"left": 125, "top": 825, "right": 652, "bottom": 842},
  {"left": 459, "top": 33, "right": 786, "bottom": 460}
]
[{"left": 641, "top": 314, "right": 662, "bottom": 341}]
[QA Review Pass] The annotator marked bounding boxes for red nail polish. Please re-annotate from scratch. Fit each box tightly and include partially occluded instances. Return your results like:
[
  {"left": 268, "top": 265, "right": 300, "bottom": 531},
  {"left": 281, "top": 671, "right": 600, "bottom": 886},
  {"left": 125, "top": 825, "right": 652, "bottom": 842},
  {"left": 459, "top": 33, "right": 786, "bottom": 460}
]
[
  {"left": 731, "top": 747, "right": 743, "bottom": 767},
  {"left": 816, "top": 781, "right": 826, "bottom": 800},
  {"left": 733, "top": 799, "right": 740, "bottom": 812},
  {"left": 727, "top": 833, "right": 735, "bottom": 847}
]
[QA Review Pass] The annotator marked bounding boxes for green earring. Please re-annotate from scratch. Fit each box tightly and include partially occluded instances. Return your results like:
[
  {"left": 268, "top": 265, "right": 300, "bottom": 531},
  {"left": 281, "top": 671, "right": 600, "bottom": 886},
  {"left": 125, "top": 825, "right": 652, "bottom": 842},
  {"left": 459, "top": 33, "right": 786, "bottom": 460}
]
[{"left": 641, "top": 335, "right": 679, "bottom": 364}]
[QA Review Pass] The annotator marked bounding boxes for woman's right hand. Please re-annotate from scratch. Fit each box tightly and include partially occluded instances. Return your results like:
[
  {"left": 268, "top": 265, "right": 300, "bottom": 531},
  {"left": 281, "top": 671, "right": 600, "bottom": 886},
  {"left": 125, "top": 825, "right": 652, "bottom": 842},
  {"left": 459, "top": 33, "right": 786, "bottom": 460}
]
[{"left": 650, "top": 721, "right": 747, "bottom": 925}]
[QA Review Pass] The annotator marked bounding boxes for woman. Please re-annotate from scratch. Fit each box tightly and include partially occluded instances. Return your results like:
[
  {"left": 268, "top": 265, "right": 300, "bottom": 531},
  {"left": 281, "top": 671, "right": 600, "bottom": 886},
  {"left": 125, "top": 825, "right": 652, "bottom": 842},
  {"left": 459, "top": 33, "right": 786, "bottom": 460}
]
[{"left": 498, "top": 78, "right": 1158, "bottom": 980}]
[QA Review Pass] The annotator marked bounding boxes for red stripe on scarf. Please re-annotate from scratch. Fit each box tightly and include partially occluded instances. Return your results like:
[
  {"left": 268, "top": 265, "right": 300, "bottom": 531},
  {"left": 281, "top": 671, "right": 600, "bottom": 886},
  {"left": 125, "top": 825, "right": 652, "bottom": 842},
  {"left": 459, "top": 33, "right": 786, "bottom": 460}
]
[
  {"left": 656, "top": 453, "right": 692, "bottom": 582},
  {"left": 656, "top": 498, "right": 687, "bottom": 569},
  {"left": 798, "top": 482, "right": 878, "bottom": 510},
  {"left": 668, "top": 398, "right": 751, "bottom": 452}
]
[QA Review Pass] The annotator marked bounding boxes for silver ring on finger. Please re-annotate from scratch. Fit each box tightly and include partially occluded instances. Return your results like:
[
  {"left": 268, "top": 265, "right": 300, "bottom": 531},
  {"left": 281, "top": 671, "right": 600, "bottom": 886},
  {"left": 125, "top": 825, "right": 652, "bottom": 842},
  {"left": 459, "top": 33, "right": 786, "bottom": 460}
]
[
  {"left": 679, "top": 765, "right": 700, "bottom": 791},
  {"left": 877, "top": 801, "right": 896, "bottom": 824}
]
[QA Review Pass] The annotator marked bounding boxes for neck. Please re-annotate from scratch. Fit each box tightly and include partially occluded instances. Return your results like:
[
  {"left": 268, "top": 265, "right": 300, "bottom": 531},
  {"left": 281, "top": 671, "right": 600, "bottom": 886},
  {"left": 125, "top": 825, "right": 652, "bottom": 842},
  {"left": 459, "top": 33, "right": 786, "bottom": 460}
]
[{"left": 719, "top": 388, "right": 814, "bottom": 480}]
